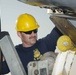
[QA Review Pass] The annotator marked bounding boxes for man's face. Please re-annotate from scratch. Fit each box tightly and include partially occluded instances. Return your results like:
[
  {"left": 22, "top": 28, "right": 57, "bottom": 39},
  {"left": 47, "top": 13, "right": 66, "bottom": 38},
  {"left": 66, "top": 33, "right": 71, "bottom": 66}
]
[{"left": 17, "top": 29, "right": 38, "bottom": 47}]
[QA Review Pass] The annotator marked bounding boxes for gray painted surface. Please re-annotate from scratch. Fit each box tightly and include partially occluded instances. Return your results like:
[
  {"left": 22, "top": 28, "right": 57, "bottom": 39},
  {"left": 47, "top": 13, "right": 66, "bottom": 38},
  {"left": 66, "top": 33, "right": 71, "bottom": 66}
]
[
  {"left": 0, "top": 35, "right": 27, "bottom": 75},
  {"left": 18, "top": 0, "right": 76, "bottom": 11}
]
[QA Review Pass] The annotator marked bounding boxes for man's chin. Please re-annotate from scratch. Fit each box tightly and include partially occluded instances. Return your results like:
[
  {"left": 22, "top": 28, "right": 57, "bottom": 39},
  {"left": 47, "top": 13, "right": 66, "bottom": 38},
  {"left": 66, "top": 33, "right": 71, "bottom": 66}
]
[{"left": 31, "top": 40, "right": 36, "bottom": 45}]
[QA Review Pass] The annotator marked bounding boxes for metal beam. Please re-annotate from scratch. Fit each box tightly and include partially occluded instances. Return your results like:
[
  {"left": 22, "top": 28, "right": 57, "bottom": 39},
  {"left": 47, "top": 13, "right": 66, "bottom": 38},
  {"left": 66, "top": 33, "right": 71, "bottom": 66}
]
[
  {"left": 50, "top": 16, "right": 76, "bottom": 45},
  {"left": 0, "top": 34, "right": 27, "bottom": 75},
  {"left": 18, "top": 0, "right": 76, "bottom": 11}
]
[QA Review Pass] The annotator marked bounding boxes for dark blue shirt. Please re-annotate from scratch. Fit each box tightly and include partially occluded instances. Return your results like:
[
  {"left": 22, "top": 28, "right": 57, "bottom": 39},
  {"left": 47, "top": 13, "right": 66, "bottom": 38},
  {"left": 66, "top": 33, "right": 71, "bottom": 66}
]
[{"left": 2, "top": 27, "right": 62, "bottom": 74}]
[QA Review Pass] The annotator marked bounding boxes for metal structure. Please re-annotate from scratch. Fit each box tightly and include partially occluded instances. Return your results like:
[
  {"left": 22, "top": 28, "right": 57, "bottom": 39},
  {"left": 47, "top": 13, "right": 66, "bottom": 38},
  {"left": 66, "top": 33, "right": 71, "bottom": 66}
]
[
  {"left": 50, "top": 16, "right": 76, "bottom": 45},
  {"left": 27, "top": 52, "right": 56, "bottom": 75},
  {"left": 0, "top": 33, "right": 27, "bottom": 75},
  {"left": 18, "top": 0, "right": 76, "bottom": 18}
]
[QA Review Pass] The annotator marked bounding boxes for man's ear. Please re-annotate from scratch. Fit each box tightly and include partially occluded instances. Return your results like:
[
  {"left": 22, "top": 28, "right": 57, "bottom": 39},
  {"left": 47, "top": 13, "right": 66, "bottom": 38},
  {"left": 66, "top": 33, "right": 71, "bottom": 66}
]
[{"left": 17, "top": 32, "right": 22, "bottom": 38}]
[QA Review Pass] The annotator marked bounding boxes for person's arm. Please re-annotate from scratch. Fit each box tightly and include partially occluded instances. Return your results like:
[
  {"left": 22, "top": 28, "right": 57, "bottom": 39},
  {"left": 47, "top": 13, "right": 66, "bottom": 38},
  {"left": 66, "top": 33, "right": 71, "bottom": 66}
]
[
  {"left": 1, "top": 60, "right": 10, "bottom": 74},
  {"left": 43, "top": 27, "right": 63, "bottom": 52}
]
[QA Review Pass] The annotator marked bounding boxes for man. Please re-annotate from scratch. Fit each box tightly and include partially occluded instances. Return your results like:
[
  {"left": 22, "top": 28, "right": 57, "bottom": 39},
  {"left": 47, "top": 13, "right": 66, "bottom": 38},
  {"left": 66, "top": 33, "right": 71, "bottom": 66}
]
[{"left": 2, "top": 13, "right": 62, "bottom": 74}]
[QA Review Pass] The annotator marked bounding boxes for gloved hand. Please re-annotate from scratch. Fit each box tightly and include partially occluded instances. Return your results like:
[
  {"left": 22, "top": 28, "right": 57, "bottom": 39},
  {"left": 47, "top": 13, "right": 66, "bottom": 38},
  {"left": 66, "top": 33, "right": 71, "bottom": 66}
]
[{"left": 57, "top": 35, "right": 74, "bottom": 52}]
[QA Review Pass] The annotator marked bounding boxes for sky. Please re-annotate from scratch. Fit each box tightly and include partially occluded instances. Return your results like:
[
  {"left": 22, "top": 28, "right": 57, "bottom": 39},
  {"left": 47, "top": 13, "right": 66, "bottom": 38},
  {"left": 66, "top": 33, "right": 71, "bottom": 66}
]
[{"left": 1, "top": 0, "right": 55, "bottom": 45}]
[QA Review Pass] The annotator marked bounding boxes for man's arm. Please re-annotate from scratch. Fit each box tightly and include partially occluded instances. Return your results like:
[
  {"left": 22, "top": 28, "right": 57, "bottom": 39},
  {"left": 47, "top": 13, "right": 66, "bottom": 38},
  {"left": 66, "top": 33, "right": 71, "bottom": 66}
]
[{"left": 43, "top": 27, "right": 63, "bottom": 52}]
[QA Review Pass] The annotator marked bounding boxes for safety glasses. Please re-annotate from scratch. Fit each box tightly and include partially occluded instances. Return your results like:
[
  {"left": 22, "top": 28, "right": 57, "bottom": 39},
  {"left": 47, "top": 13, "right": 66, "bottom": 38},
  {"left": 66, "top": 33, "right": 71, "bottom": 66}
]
[{"left": 22, "top": 29, "right": 38, "bottom": 34}]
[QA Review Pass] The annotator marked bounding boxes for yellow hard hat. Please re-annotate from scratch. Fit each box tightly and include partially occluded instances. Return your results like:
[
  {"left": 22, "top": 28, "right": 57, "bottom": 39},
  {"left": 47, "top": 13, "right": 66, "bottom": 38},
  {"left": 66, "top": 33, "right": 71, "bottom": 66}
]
[
  {"left": 57, "top": 35, "right": 74, "bottom": 52},
  {"left": 16, "top": 13, "right": 39, "bottom": 32}
]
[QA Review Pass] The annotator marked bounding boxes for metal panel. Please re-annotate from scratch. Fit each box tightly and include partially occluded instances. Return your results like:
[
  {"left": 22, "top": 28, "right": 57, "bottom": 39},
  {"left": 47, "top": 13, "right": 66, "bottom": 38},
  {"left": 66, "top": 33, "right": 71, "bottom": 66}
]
[
  {"left": 0, "top": 32, "right": 10, "bottom": 75},
  {"left": 18, "top": 0, "right": 76, "bottom": 18},
  {"left": 18, "top": 0, "right": 76, "bottom": 11},
  {"left": 50, "top": 16, "right": 76, "bottom": 45},
  {"left": 0, "top": 35, "right": 27, "bottom": 75}
]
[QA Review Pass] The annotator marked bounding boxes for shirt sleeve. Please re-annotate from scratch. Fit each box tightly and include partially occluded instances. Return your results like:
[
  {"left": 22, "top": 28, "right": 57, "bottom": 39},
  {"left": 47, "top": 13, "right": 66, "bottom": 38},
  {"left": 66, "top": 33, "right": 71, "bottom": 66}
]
[
  {"left": 43, "top": 27, "right": 63, "bottom": 52},
  {"left": 1, "top": 61, "right": 10, "bottom": 74}
]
